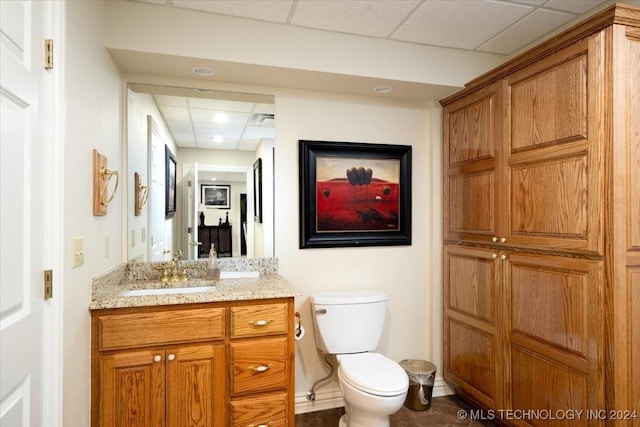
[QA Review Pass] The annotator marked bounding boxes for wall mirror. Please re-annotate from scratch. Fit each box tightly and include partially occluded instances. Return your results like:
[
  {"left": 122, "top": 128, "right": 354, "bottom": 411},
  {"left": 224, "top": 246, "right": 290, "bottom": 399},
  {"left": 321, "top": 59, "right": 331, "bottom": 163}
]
[{"left": 126, "top": 83, "right": 275, "bottom": 262}]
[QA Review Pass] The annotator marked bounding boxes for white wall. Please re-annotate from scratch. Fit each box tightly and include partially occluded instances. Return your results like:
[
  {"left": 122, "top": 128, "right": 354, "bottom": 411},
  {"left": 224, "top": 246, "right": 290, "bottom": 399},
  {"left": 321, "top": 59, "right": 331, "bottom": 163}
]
[
  {"left": 62, "top": 1, "right": 122, "bottom": 426},
  {"left": 273, "top": 90, "right": 444, "bottom": 409}
]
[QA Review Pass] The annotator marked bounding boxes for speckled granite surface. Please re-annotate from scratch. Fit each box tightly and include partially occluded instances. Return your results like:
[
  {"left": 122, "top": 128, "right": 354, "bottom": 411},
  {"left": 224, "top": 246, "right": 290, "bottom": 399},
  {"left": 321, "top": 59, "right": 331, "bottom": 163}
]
[{"left": 90, "top": 258, "right": 298, "bottom": 310}]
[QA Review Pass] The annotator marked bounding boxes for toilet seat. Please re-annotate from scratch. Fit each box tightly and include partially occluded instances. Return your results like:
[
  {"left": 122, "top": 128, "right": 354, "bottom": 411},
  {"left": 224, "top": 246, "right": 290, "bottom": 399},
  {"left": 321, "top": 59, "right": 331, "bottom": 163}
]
[{"left": 337, "top": 353, "right": 408, "bottom": 397}]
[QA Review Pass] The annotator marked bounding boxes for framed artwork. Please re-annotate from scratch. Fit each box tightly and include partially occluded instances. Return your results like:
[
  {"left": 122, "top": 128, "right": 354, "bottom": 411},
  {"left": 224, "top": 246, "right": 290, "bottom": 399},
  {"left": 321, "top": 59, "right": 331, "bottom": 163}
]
[
  {"left": 202, "top": 184, "right": 231, "bottom": 209},
  {"left": 165, "top": 145, "right": 176, "bottom": 218},
  {"left": 299, "top": 140, "right": 412, "bottom": 249},
  {"left": 253, "top": 158, "right": 262, "bottom": 223}
]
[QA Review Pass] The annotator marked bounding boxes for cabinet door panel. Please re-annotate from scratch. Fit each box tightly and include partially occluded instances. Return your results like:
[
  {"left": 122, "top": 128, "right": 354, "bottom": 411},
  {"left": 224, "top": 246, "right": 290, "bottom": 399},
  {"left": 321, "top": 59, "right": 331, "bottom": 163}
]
[
  {"left": 446, "top": 320, "right": 497, "bottom": 406},
  {"left": 506, "top": 35, "right": 604, "bottom": 253},
  {"left": 511, "top": 347, "right": 588, "bottom": 425},
  {"left": 100, "top": 349, "right": 165, "bottom": 427},
  {"left": 510, "top": 154, "right": 588, "bottom": 243},
  {"left": 511, "top": 54, "right": 587, "bottom": 151},
  {"left": 444, "top": 83, "right": 502, "bottom": 243},
  {"left": 166, "top": 344, "right": 225, "bottom": 427},
  {"left": 445, "top": 246, "right": 496, "bottom": 324},
  {"left": 230, "top": 337, "right": 288, "bottom": 396}
]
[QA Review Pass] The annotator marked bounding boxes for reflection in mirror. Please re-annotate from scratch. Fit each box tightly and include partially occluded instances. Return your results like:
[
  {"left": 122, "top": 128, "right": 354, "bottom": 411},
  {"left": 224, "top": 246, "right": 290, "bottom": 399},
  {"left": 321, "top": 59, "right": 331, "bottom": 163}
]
[{"left": 126, "top": 83, "right": 275, "bottom": 262}]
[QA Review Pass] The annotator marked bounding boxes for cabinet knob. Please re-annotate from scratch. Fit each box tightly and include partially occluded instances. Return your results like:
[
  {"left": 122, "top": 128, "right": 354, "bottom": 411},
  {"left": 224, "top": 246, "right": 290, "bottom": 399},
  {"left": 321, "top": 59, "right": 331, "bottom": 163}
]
[
  {"left": 248, "top": 364, "right": 273, "bottom": 373},
  {"left": 500, "top": 237, "right": 507, "bottom": 243},
  {"left": 249, "top": 319, "right": 273, "bottom": 327},
  {"left": 153, "top": 355, "right": 162, "bottom": 363},
  {"left": 492, "top": 253, "right": 498, "bottom": 259},
  {"left": 167, "top": 353, "right": 175, "bottom": 362},
  {"left": 248, "top": 422, "right": 274, "bottom": 427},
  {"left": 492, "top": 236, "right": 498, "bottom": 242},
  {"left": 501, "top": 254, "right": 507, "bottom": 260}
]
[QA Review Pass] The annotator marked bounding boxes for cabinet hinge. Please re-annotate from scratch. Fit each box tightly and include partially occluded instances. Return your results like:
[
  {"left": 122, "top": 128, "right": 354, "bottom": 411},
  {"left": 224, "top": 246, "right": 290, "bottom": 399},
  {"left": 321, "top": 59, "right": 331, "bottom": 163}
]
[
  {"left": 44, "top": 269, "right": 53, "bottom": 299},
  {"left": 44, "top": 39, "right": 53, "bottom": 70}
]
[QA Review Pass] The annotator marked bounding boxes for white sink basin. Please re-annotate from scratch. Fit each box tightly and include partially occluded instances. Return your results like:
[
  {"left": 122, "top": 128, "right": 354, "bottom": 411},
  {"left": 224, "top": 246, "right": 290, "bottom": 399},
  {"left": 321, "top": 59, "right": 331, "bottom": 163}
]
[{"left": 121, "top": 285, "right": 215, "bottom": 297}]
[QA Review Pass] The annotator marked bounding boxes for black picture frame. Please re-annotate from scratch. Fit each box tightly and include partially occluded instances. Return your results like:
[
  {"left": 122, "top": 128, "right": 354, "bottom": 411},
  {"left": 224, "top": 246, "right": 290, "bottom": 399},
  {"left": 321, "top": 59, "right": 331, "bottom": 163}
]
[
  {"left": 165, "top": 145, "right": 176, "bottom": 218},
  {"left": 299, "top": 140, "right": 411, "bottom": 249},
  {"left": 253, "top": 158, "right": 263, "bottom": 223},
  {"left": 201, "top": 184, "right": 231, "bottom": 209}
]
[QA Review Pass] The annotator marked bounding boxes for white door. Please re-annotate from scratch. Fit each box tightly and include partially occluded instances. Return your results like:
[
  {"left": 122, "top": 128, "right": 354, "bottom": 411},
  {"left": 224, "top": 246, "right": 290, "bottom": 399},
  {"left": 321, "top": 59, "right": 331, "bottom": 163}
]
[
  {"left": 147, "top": 116, "right": 166, "bottom": 261},
  {"left": 1, "top": 1, "right": 53, "bottom": 426}
]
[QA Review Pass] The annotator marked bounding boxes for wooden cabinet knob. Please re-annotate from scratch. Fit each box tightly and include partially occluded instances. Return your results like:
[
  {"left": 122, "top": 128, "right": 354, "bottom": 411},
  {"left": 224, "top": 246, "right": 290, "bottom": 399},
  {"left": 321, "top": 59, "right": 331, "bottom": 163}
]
[{"left": 153, "top": 355, "right": 162, "bottom": 363}]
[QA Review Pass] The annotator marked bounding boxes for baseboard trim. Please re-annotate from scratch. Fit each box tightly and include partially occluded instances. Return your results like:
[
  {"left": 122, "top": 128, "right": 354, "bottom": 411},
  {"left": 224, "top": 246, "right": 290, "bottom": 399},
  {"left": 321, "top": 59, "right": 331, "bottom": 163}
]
[
  {"left": 294, "top": 377, "right": 454, "bottom": 415},
  {"left": 295, "top": 386, "right": 344, "bottom": 415}
]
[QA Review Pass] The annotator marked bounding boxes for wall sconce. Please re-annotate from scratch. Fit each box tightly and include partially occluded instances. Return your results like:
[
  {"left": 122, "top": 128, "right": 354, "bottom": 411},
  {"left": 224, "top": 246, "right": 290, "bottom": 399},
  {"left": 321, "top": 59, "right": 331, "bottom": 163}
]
[
  {"left": 134, "top": 172, "right": 149, "bottom": 216},
  {"left": 93, "top": 149, "right": 119, "bottom": 216}
]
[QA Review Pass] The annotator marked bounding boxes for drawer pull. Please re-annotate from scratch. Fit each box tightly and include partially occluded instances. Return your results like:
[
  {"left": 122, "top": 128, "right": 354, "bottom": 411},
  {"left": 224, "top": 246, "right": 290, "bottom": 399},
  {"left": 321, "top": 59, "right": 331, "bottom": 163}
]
[
  {"left": 248, "top": 422, "right": 274, "bottom": 427},
  {"left": 248, "top": 364, "right": 273, "bottom": 373},
  {"left": 153, "top": 355, "right": 162, "bottom": 363},
  {"left": 249, "top": 319, "right": 273, "bottom": 327}
]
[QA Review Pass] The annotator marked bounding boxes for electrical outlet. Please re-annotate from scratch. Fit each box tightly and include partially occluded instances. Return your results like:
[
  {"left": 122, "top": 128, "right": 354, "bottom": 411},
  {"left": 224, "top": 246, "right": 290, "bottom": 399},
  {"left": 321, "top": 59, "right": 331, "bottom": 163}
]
[
  {"left": 104, "top": 234, "right": 110, "bottom": 258},
  {"left": 71, "top": 237, "right": 84, "bottom": 268}
]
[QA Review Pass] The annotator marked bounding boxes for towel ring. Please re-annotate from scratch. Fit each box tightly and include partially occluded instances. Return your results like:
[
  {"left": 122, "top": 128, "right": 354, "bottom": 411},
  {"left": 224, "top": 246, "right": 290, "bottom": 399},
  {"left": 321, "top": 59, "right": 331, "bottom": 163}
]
[{"left": 100, "top": 168, "right": 119, "bottom": 206}]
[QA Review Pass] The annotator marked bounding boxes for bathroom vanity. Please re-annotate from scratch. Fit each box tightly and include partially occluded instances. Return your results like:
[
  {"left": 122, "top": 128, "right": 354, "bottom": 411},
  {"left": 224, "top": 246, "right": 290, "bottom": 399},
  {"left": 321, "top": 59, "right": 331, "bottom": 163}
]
[{"left": 89, "top": 260, "right": 298, "bottom": 427}]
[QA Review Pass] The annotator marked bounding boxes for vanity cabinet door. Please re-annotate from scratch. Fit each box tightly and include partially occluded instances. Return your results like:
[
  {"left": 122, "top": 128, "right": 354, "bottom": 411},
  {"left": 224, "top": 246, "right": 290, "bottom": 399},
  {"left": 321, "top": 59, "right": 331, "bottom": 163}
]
[
  {"left": 99, "top": 349, "right": 166, "bottom": 427},
  {"left": 166, "top": 344, "right": 226, "bottom": 427}
]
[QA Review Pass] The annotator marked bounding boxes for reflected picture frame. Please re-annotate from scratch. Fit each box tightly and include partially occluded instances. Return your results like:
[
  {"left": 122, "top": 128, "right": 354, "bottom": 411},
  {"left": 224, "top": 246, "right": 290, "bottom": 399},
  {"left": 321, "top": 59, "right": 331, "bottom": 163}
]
[
  {"left": 299, "top": 140, "right": 412, "bottom": 249},
  {"left": 165, "top": 145, "right": 176, "bottom": 218},
  {"left": 201, "top": 184, "right": 231, "bottom": 209}
]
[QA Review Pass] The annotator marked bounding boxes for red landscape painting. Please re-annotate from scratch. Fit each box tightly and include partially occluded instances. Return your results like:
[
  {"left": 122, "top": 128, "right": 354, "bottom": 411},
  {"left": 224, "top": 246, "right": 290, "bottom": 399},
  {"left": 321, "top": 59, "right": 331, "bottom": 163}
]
[{"left": 315, "top": 163, "right": 400, "bottom": 232}]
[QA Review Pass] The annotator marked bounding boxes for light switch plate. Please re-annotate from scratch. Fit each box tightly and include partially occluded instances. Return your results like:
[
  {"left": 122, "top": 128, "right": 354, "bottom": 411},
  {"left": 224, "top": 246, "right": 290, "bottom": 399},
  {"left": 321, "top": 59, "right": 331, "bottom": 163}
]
[{"left": 71, "top": 237, "right": 84, "bottom": 268}]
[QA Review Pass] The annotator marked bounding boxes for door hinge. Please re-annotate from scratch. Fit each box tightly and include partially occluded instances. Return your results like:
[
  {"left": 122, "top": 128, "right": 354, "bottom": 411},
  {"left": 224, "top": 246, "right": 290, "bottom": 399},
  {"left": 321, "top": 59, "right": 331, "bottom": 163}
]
[
  {"left": 188, "top": 180, "right": 192, "bottom": 187},
  {"left": 44, "top": 39, "right": 53, "bottom": 70},
  {"left": 44, "top": 270, "right": 53, "bottom": 299},
  {"left": 187, "top": 227, "right": 193, "bottom": 234}
]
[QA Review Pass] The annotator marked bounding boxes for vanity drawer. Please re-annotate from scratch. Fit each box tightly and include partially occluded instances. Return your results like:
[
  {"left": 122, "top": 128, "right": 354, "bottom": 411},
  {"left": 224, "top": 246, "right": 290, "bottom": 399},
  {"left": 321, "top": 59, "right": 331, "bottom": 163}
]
[
  {"left": 98, "top": 307, "right": 225, "bottom": 350},
  {"left": 230, "top": 303, "right": 289, "bottom": 338},
  {"left": 230, "top": 337, "right": 288, "bottom": 395},
  {"left": 230, "top": 393, "right": 288, "bottom": 427}
]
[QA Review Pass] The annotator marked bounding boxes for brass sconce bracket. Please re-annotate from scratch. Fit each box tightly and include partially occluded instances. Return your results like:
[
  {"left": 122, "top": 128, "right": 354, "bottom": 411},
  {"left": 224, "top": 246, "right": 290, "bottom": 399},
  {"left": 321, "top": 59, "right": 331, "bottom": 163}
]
[
  {"left": 93, "top": 149, "right": 119, "bottom": 216},
  {"left": 134, "top": 172, "right": 149, "bottom": 216}
]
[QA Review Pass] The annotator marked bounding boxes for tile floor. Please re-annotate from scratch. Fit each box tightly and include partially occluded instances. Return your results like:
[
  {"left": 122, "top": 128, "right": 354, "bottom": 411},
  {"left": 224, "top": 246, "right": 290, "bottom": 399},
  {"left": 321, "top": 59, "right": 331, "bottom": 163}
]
[{"left": 295, "top": 395, "right": 497, "bottom": 426}]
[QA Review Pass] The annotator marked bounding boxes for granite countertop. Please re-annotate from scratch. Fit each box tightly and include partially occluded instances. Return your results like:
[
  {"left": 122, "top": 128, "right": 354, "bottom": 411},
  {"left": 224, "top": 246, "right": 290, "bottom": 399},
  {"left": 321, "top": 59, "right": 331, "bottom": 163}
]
[{"left": 89, "top": 259, "right": 299, "bottom": 310}]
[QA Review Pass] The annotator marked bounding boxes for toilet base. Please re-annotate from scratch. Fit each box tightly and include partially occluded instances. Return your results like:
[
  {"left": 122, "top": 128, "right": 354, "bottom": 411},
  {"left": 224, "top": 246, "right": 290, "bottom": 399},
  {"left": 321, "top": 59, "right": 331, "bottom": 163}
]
[{"left": 339, "top": 408, "right": 390, "bottom": 427}]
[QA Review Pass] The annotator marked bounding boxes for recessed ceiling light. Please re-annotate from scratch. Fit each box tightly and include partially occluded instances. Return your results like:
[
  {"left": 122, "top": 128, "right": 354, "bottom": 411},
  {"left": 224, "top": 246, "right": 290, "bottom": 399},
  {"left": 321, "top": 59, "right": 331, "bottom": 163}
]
[
  {"left": 192, "top": 66, "right": 215, "bottom": 76},
  {"left": 373, "top": 85, "right": 393, "bottom": 94},
  {"left": 213, "top": 113, "right": 228, "bottom": 124},
  {"left": 211, "top": 135, "right": 224, "bottom": 143}
]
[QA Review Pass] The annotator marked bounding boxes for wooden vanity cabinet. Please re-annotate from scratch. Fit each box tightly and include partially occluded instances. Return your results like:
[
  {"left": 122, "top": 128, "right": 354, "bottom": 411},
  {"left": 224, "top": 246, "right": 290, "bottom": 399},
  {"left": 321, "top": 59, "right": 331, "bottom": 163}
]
[
  {"left": 91, "top": 299, "right": 295, "bottom": 427},
  {"left": 442, "top": 4, "right": 640, "bottom": 425}
]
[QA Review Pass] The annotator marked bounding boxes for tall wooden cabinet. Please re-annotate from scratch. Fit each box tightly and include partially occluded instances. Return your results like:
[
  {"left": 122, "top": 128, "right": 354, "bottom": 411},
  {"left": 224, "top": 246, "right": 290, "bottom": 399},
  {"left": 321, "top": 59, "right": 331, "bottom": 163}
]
[{"left": 441, "top": 4, "right": 640, "bottom": 425}]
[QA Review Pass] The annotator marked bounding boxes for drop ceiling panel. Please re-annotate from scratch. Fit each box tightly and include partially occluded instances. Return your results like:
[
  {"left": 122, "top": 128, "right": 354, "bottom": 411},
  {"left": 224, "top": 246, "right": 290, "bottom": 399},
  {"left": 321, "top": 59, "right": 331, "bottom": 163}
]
[
  {"left": 393, "top": 0, "right": 533, "bottom": 50},
  {"left": 478, "top": 8, "right": 574, "bottom": 54},
  {"left": 173, "top": 0, "right": 293, "bottom": 23},
  {"left": 158, "top": 105, "right": 190, "bottom": 121},
  {"left": 545, "top": 0, "right": 609, "bottom": 14},
  {"left": 292, "top": 0, "right": 420, "bottom": 38}
]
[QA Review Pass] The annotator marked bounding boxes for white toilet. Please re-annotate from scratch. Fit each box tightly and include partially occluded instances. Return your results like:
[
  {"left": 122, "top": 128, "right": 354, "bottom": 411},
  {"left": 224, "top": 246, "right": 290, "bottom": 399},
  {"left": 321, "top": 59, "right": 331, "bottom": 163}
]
[{"left": 311, "top": 290, "right": 409, "bottom": 427}]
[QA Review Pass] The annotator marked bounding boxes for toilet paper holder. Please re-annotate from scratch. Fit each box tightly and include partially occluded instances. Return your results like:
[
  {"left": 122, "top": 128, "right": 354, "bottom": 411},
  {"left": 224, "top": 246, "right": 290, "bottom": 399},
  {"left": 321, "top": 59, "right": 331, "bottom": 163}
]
[{"left": 294, "top": 312, "right": 303, "bottom": 338}]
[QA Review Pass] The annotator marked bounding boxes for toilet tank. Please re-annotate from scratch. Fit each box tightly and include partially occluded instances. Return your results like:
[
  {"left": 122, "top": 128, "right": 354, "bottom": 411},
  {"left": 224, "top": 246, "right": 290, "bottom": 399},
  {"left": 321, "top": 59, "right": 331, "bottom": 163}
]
[{"left": 311, "top": 290, "right": 387, "bottom": 354}]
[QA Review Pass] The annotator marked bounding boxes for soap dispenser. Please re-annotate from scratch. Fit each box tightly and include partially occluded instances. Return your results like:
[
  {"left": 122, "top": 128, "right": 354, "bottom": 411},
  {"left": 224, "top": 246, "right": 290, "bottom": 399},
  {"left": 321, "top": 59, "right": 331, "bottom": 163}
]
[{"left": 207, "top": 244, "right": 221, "bottom": 280}]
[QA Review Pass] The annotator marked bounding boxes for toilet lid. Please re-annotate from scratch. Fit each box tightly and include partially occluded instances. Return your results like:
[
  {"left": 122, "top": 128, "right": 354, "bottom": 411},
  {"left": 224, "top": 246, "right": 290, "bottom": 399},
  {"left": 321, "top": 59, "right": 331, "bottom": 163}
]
[{"left": 338, "top": 353, "right": 409, "bottom": 397}]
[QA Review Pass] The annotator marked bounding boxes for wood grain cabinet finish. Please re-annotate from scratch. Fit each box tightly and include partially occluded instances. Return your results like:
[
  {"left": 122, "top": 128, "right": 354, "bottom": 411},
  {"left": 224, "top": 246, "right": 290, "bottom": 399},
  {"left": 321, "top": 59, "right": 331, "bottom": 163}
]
[
  {"left": 441, "top": 4, "right": 640, "bottom": 425},
  {"left": 91, "top": 299, "right": 295, "bottom": 427}
]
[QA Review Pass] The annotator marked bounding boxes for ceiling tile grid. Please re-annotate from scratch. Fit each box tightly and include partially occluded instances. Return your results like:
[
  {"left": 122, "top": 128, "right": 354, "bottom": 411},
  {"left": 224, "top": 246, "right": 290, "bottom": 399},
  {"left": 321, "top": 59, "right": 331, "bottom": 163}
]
[{"left": 135, "top": 0, "right": 609, "bottom": 56}]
